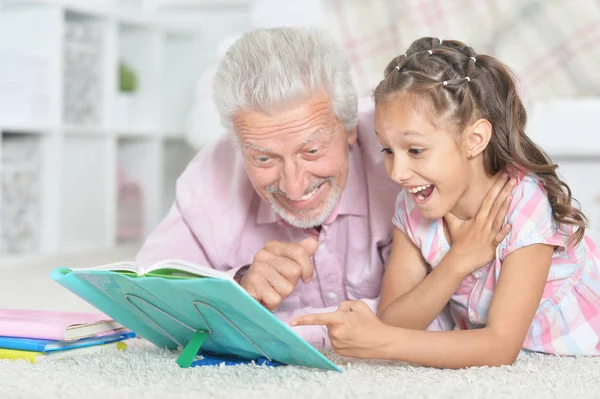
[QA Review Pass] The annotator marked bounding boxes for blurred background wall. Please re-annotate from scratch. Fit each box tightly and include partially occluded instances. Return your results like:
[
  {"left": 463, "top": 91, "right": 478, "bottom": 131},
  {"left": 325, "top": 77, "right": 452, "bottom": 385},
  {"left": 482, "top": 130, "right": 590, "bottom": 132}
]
[{"left": 1, "top": 0, "right": 599, "bottom": 267}]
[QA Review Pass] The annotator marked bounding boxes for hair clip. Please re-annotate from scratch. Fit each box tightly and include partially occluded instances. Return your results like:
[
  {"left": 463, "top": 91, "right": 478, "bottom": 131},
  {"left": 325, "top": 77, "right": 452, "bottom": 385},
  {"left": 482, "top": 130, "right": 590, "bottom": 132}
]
[
  {"left": 395, "top": 65, "right": 400, "bottom": 71},
  {"left": 428, "top": 50, "right": 433, "bottom": 55},
  {"left": 402, "top": 52, "right": 407, "bottom": 57},
  {"left": 442, "top": 81, "right": 448, "bottom": 86},
  {"left": 465, "top": 76, "right": 471, "bottom": 82},
  {"left": 439, "top": 39, "right": 443, "bottom": 45},
  {"left": 470, "top": 56, "right": 477, "bottom": 63}
]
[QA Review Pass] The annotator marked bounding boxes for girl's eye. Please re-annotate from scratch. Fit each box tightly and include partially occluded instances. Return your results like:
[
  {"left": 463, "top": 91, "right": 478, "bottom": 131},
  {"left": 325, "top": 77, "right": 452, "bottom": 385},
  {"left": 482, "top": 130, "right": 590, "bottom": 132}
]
[
  {"left": 380, "top": 148, "right": 393, "bottom": 155},
  {"left": 408, "top": 148, "right": 424, "bottom": 155}
]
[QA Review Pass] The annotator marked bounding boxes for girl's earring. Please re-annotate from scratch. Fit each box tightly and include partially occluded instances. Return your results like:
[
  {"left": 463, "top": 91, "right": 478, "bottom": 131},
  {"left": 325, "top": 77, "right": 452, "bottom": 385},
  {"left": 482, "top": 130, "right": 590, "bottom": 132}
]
[{"left": 468, "top": 154, "right": 473, "bottom": 159}]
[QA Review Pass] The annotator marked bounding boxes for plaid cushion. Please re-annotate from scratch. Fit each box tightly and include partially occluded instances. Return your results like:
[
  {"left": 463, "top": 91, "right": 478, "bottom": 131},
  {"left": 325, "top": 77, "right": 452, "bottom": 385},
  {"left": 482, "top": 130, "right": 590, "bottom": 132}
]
[{"left": 325, "top": 0, "right": 600, "bottom": 101}]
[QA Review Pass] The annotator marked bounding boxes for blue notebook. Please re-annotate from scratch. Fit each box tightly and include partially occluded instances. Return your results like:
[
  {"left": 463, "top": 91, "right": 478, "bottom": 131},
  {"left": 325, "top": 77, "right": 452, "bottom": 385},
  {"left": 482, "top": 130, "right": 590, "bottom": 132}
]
[
  {"left": 0, "top": 331, "right": 136, "bottom": 353},
  {"left": 50, "top": 259, "right": 341, "bottom": 372}
]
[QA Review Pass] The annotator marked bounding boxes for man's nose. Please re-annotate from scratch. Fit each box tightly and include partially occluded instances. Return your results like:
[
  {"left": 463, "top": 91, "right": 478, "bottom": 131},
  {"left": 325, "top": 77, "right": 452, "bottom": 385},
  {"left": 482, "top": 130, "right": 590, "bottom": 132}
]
[{"left": 279, "top": 161, "right": 310, "bottom": 200}]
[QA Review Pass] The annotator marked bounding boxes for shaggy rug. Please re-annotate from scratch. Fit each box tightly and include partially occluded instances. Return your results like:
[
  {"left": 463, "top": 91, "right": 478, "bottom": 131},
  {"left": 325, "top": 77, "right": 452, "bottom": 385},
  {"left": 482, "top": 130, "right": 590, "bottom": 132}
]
[{"left": 1, "top": 338, "right": 600, "bottom": 399}]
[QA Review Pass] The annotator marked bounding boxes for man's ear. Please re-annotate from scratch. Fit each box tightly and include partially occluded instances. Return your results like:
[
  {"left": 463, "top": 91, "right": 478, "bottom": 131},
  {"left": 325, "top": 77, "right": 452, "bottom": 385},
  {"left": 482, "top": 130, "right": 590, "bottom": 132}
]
[
  {"left": 347, "top": 127, "right": 358, "bottom": 146},
  {"left": 464, "top": 118, "right": 492, "bottom": 159}
]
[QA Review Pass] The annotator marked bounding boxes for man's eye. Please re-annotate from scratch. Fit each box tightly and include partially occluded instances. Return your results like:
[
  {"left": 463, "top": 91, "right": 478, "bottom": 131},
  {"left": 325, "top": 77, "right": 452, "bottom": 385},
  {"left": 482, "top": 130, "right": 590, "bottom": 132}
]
[
  {"left": 257, "top": 156, "right": 270, "bottom": 163},
  {"left": 380, "top": 148, "right": 393, "bottom": 155},
  {"left": 307, "top": 148, "right": 319, "bottom": 155},
  {"left": 408, "top": 148, "right": 424, "bottom": 155}
]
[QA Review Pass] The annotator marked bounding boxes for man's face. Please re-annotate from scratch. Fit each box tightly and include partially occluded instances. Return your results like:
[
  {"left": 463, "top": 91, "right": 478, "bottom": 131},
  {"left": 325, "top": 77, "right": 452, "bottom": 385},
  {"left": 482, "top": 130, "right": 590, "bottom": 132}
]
[{"left": 234, "top": 94, "right": 357, "bottom": 228}]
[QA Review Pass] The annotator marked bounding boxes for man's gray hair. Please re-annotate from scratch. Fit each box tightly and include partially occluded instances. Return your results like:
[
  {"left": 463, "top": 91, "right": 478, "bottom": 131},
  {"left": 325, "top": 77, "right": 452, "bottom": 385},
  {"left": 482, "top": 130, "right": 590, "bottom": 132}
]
[{"left": 212, "top": 27, "right": 358, "bottom": 135}]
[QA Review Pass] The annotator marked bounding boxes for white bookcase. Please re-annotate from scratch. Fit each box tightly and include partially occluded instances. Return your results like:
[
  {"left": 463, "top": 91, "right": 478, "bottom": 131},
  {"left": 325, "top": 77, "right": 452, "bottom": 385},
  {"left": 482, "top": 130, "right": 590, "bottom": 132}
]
[{"left": 0, "top": 0, "right": 238, "bottom": 265}]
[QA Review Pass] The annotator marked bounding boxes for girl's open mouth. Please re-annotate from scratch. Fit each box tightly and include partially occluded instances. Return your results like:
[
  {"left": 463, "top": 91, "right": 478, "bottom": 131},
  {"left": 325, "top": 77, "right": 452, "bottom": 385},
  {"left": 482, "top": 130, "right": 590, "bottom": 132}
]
[{"left": 408, "top": 184, "right": 435, "bottom": 203}]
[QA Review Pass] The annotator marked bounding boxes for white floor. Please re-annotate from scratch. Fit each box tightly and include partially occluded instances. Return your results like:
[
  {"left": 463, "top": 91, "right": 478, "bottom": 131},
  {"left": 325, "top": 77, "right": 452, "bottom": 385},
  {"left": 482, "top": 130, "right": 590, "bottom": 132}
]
[
  {"left": 2, "top": 246, "right": 600, "bottom": 398},
  {"left": 0, "top": 245, "right": 140, "bottom": 312}
]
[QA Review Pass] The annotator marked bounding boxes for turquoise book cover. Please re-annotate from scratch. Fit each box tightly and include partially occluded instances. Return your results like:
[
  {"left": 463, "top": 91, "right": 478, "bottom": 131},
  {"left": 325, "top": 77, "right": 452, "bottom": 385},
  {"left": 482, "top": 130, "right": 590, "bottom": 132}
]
[{"left": 51, "top": 265, "right": 341, "bottom": 372}]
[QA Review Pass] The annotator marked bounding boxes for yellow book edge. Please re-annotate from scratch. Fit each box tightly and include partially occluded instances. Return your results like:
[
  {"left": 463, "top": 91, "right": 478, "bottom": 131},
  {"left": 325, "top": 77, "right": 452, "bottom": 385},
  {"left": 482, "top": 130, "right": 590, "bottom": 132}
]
[{"left": 0, "top": 341, "right": 127, "bottom": 363}]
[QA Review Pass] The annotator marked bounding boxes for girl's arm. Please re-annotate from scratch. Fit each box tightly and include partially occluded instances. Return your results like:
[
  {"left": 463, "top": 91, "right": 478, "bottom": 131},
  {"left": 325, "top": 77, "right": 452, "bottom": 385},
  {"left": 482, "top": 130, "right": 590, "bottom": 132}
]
[
  {"left": 291, "top": 243, "right": 554, "bottom": 368},
  {"left": 378, "top": 227, "right": 468, "bottom": 329},
  {"left": 378, "top": 243, "right": 554, "bottom": 368},
  {"left": 379, "top": 174, "right": 515, "bottom": 329}
]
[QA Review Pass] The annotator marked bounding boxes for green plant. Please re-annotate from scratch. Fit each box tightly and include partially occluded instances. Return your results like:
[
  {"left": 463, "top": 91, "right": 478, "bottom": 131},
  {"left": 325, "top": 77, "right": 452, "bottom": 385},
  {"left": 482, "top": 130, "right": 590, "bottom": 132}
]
[{"left": 119, "top": 62, "right": 137, "bottom": 92}]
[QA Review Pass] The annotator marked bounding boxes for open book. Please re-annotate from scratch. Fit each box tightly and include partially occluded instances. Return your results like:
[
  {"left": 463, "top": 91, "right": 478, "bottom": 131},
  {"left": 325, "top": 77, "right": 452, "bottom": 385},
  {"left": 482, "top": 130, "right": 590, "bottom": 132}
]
[
  {"left": 51, "top": 259, "right": 341, "bottom": 372},
  {"left": 72, "top": 258, "right": 233, "bottom": 280}
]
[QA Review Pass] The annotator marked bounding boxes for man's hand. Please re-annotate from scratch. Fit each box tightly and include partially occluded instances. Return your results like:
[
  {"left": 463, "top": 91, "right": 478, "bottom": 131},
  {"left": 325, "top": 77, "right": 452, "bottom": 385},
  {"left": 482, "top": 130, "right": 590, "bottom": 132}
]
[
  {"left": 240, "top": 238, "right": 318, "bottom": 310},
  {"left": 445, "top": 172, "right": 515, "bottom": 275},
  {"left": 290, "top": 300, "right": 393, "bottom": 358}
]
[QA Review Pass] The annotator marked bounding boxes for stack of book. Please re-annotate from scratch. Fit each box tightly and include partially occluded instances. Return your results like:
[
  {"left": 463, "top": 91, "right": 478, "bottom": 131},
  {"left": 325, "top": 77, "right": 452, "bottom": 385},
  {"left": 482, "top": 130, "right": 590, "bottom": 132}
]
[{"left": 0, "top": 309, "right": 135, "bottom": 363}]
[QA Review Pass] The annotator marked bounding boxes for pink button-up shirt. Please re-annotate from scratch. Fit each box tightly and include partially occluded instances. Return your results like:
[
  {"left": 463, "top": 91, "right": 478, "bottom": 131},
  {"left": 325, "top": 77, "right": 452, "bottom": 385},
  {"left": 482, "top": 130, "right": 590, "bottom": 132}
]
[{"left": 136, "top": 106, "right": 401, "bottom": 348}]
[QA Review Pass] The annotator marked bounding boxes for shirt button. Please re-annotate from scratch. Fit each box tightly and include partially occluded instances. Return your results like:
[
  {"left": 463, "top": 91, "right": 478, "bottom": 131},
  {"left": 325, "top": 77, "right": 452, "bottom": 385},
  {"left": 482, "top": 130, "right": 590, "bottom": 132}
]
[
  {"left": 469, "top": 310, "right": 476, "bottom": 319},
  {"left": 473, "top": 271, "right": 481, "bottom": 278},
  {"left": 327, "top": 292, "right": 337, "bottom": 300}
]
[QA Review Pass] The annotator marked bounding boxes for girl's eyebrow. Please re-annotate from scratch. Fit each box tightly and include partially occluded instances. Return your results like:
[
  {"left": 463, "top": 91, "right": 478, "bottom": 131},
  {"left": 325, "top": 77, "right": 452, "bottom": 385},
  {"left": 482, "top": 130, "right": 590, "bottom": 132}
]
[
  {"left": 400, "top": 130, "right": 425, "bottom": 138},
  {"left": 375, "top": 130, "right": 425, "bottom": 138}
]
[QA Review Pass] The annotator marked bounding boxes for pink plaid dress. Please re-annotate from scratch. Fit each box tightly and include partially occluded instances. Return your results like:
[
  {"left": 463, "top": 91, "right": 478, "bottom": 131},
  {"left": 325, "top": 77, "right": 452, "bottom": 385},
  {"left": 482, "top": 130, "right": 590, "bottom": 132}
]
[{"left": 393, "top": 170, "right": 600, "bottom": 355}]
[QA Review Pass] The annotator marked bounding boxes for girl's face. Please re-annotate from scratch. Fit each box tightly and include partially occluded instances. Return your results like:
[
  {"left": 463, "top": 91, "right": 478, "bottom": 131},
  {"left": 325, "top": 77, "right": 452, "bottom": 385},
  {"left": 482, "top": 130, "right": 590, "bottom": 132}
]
[{"left": 374, "top": 95, "right": 472, "bottom": 220}]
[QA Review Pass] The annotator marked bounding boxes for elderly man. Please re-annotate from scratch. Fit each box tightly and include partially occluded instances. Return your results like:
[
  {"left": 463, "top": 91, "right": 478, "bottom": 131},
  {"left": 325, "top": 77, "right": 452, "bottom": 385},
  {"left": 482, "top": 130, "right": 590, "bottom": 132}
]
[{"left": 136, "top": 27, "right": 401, "bottom": 348}]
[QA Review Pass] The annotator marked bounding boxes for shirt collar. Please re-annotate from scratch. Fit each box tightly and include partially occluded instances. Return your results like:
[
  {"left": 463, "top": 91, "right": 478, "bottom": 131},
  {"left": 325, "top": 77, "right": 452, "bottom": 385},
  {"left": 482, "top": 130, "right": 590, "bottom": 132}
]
[{"left": 256, "top": 142, "right": 368, "bottom": 226}]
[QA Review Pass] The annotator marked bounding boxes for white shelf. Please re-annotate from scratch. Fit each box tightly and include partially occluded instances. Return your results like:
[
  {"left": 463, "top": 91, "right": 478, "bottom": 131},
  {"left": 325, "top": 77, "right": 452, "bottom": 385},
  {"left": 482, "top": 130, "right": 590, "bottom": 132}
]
[
  {"left": 114, "top": 129, "right": 162, "bottom": 138},
  {"left": 0, "top": 0, "right": 207, "bottom": 263},
  {"left": 0, "top": 125, "right": 55, "bottom": 134},
  {"left": 62, "top": 125, "right": 111, "bottom": 136},
  {"left": 4, "top": 0, "right": 206, "bottom": 32},
  {"left": 1, "top": 124, "right": 185, "bottom": 138},
  {"left": 153, "top": 0, "right": 251, "bottom": 8}
]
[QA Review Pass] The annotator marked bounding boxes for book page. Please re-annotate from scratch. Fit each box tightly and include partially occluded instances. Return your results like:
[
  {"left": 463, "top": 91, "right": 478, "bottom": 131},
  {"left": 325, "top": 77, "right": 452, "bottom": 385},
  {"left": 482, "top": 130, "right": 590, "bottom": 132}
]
[
  {"left": 143, "top": 259, "right": 233, "bottom": 280},
  {"left": 71, "top": 261, "right": 140, "bottom": 274}
]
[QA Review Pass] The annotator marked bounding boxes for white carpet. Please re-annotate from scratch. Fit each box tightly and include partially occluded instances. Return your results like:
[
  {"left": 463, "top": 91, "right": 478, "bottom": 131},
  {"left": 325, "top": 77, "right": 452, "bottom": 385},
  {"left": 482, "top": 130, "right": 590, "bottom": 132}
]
[
  {"left": 2, "top": 338, "right": 600, "bottom": 399},
  {"left": 2, "top": 249, "right": 600, "bottom": 398}
]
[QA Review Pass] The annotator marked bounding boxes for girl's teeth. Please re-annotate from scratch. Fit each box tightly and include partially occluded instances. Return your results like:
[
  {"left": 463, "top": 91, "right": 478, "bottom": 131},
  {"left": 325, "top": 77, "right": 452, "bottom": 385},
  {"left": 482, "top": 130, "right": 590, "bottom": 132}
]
[{"left": 409, "top": 184, "right": 432, "bottom": 194}]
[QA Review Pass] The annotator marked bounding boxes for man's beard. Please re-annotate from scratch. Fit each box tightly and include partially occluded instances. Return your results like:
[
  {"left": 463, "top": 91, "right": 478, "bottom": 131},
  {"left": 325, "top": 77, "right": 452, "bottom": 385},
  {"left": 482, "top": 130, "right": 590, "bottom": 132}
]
[{"left": 265, "top": 178, "right": 339, "bottom": 229}]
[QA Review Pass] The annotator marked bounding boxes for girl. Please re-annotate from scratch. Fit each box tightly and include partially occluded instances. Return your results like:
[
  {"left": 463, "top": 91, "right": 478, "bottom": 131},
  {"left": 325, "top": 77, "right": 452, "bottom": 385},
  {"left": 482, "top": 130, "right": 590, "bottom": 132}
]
[{"left": 290, "top": 37, "right": 600, "bottom": 368}]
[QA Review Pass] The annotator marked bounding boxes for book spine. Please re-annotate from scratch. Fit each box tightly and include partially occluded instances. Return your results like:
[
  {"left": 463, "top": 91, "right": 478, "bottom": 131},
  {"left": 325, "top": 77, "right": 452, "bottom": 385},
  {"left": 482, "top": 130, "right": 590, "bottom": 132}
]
[
  {"left": 0, "top": 348, "right": 42, "bottom": 363},
  {"left": 0, "top": 321, "right": 66, "bottom": 341},
  {"left": 0, "top": 340, "right": 46, "bottom": 352}
]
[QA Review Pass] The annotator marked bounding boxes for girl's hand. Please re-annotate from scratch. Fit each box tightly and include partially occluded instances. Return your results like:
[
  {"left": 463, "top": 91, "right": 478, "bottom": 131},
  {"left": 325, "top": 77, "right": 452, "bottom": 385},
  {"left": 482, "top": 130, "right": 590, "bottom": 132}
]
[
  {"left": 289, "top": 301, "right": 392, "bottom": 358},
  {"left": 444, "top": 172, "right": 515, "bottom": 274}
]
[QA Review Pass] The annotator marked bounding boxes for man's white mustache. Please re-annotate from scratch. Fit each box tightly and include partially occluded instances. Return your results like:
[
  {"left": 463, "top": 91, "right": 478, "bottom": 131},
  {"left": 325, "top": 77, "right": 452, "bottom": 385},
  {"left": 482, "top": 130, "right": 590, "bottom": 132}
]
[{"left": 265, "top": 178, "right": 332, "bottom": 199}]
